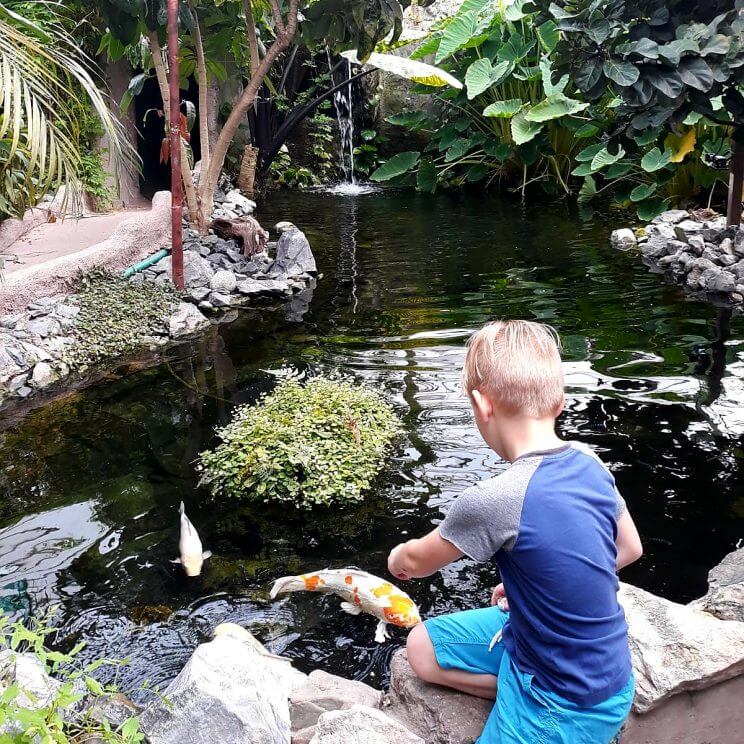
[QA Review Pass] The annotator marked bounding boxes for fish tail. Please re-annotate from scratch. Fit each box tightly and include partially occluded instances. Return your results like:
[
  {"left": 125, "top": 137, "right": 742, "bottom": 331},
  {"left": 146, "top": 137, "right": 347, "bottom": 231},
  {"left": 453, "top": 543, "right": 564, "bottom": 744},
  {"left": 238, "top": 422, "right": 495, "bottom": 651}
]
[
  {"left": 180, "top": 501, "right": 185, "bottom": 515},
  {"left": 269, "top": 575, "right": 307, "bottom": 599}
]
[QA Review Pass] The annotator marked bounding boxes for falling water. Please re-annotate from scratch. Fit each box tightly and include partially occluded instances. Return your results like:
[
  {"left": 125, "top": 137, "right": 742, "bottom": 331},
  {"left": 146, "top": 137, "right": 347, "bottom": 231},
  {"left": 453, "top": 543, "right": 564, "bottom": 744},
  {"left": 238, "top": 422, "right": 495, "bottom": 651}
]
[{"left": 329, "top": 54, "right": 356, "bottom": 184}]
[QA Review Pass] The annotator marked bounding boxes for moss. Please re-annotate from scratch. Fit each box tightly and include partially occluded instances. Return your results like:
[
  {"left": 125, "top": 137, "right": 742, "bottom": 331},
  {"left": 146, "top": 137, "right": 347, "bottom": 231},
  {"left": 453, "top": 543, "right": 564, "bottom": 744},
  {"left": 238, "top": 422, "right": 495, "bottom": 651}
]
[{"left": 197, "top": 376, "right": 401, "bottom": 508}]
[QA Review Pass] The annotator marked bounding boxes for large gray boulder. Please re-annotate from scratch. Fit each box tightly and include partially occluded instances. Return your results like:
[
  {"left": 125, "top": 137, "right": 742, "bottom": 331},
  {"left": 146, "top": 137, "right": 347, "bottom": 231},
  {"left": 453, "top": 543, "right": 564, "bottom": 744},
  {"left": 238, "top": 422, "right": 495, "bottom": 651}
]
[
  {"left": 169, "top": 302, "right": 210, "bottom": 339},
  {"left": 209, "top": 269, "right": 238, "bottom": 293},
  {"left": 269, "top": 223, "right": 316, "bottom": 280},
  {"left": 0, "top": 649, "right": 61, "bottom": 711},
  {"left": 619, "top": 582, "right": 744, "bottom": 714},
  {"left": 610, "top": 228, "right": 637, "bottom": 250},
  {"left": 141, "top": 625, "right": 304, "bottom": 744},
  {"left": 176, "top": 250, "right": 214, "bottom": 288},
  {"left": 385, "top": 649, "right": 491, "bottom": 743},
  {"left": 689, "top": 548, "right": 744, "bottom": 623},
  {"left": 309, "top": 705, "right": 423, "bottom": 744},
  {"left": 291, "top": 670, "right": 382, "bottom": 744}
]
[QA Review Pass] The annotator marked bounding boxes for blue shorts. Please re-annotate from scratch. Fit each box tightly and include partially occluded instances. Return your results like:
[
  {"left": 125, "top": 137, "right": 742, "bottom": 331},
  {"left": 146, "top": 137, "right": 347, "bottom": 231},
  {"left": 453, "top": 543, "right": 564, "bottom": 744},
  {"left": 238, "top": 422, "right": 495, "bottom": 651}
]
[{"left": 424, "top": 607, "right": 634, "bottom": 744}]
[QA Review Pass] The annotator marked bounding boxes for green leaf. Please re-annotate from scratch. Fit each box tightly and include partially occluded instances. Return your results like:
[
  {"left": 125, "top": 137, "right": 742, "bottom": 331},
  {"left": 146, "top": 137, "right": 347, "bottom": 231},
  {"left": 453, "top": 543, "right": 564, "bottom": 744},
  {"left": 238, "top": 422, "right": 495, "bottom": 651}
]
[
  {"left": 370, "top": 151, "right": 420, "bottom": 181},
  {"left": 85, "top": 676, "right": 105, "bottom": 696},
  {"left": 591, "top": 145, "right": 625, "bottom": 171},
  {"left": 483, "top": 99, "right": 523, "bottom": 118},
  {"left": 489, "top": 60, "right": 512, "bottom": 86},
  {"left": 445, "top": 138, "right": 472, "bottom": 162},
  {"left": 604, "top": 162, "right": 634, "bottom": 178},
  {"left": 636, "top": 197, "right": 670, "bottom": 221},
  {"left": 511, "top": 111, "right": 543, "bottom": 145},
  {"left": 436, "top": 11, "right": 478, "bottom": 63},
  {"left": 578, "top": 175, "right": 597, "bottom": 203},
  {"left": 386, "top": 111, "right": 432, "bottom": 131},
  {"left": 700, "top": 34, "right": 730, "bottom": 57},
  {"left": 576, "top": 142, "right": 606, "bottom": 162},
  {"left": 498, "top": 33, "right": 535, "bottom": 63},
  {"left": 630, "top": 183, "right": 657, "bottom": 202},
  {"left": 640, "top": 147, "right": 672, "bottom": 173},
  {"left": 467, "top": 163, "right": 489, "bottom": 181},
  {"left": 632, "top": 128, "right": 661, "bottom": 146},
  {"left": 677, "top": 58, "right": 714, "bottom": 92},
  {"left": 525, "top": 94, "right": 589, "bottom": 123},
  {"left": 411, "top": 35, "right": 441, "bottom": 61},
  {"left": 603, "top": 60, "right": 640, "bottom": 86},
  {"left": 574, "top": 123, "right": 600, "bottom": 138},
  {"left": 465, "top": 59, "right": 494, "bottom": 99},
  {"left": 416, "top": 158, "right": 437, "bottom": 193},
  {"left": 536, "top": 21, "right": 559, "bottom": 53},
  {"left": 571, "top": 162, "right": 594, "bottom": 177}
]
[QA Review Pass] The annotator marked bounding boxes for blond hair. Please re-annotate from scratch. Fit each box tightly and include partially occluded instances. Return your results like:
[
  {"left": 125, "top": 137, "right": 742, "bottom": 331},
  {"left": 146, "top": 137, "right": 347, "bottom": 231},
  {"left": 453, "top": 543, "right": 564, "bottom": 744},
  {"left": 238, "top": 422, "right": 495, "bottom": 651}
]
[{"left": 462, "top": 320, "right": 564, "bottom": 418}]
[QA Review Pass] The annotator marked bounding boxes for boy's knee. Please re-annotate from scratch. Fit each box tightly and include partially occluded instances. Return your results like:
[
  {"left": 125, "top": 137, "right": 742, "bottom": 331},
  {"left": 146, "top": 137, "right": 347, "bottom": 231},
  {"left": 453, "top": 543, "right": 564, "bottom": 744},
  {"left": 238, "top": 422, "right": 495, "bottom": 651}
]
[{"left": 406, "top": 623, "right": 439, "bottom": 683}]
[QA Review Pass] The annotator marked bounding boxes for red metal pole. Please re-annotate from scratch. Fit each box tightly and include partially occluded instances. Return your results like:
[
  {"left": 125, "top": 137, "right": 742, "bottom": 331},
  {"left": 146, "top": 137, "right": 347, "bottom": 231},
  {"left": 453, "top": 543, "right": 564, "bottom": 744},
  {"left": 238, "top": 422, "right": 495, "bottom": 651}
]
[{"left": 167, "top": 0, "right": 184, "bottom": 290}]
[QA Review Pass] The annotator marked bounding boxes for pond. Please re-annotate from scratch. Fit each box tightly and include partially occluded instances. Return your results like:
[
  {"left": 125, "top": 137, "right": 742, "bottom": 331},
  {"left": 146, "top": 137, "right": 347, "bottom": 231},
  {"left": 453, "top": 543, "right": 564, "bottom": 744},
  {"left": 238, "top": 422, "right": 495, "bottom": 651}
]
[{"left": 1, "top": 190, "right": 743, "bottom": 699}]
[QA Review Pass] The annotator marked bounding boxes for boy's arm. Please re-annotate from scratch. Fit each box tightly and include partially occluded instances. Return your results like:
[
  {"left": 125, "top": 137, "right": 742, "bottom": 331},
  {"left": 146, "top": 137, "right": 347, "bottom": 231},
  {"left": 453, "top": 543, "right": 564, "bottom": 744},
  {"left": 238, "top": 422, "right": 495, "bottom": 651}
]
[
  {"left": 616, "top": 509, "right": 643, "bottom": 570},
  {"left": 388, "top": 528, "right": 463, "bottom": 580}
]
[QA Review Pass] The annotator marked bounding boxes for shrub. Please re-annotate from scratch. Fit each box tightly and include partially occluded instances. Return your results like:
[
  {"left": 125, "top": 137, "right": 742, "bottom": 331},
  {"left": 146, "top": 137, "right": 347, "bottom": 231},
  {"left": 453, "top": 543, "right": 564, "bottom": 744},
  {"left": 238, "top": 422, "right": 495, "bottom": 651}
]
[
  {"left": 198, "top": 377, "right": 401, "bottom": 508},
  {"left": 0, "top": 613, "right": 143, "bottom": 743}
]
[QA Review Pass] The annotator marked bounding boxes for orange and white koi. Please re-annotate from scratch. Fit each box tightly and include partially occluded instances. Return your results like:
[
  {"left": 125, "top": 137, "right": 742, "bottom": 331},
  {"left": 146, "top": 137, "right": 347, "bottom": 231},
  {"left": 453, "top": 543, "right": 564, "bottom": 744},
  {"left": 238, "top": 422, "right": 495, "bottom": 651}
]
[{"left": 270, "top": 568, "right": 421, "bottom": 643}]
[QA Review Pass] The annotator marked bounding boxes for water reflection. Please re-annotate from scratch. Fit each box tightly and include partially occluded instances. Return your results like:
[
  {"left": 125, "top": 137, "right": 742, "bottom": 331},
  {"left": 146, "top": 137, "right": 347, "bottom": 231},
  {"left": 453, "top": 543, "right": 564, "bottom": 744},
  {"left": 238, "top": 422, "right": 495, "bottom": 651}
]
[{"left": 0, "top": 190, "right": 742, "bottom": 695}]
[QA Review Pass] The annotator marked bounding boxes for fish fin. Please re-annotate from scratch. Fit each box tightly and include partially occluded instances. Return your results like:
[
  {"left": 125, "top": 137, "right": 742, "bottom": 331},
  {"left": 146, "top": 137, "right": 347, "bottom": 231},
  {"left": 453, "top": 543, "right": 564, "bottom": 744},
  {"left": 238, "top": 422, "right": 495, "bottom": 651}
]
[
  {"left": 340, "top": 601, "right": 362, "bottom": 616},
  {"left": 170, "top": 558, "right": 182, "bottom": 564},
  {"left": 202, "top": 551, "right": 212, "bottom": 560},
  {"left": 374, "top": 620, "right": 389, "bottom": 644}
]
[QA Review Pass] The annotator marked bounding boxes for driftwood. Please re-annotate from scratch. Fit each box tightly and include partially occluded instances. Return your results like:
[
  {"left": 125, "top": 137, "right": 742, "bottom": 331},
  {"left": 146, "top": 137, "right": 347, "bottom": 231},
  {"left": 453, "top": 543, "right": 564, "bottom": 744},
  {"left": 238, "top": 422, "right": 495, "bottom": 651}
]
[{"left": 209, "top": 216, "right": 269, "bottom": 257}]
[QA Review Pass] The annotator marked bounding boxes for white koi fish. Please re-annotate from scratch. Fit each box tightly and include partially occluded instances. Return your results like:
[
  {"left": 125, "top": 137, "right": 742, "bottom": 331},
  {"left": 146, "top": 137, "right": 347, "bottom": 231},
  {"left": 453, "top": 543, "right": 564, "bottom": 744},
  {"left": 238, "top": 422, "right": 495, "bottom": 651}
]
[
  {"left": 172, "top": 501, "right": 212, "bottom": 577},
  {"left": 270, "top": 568, "right": 421, "bottom": 643}
]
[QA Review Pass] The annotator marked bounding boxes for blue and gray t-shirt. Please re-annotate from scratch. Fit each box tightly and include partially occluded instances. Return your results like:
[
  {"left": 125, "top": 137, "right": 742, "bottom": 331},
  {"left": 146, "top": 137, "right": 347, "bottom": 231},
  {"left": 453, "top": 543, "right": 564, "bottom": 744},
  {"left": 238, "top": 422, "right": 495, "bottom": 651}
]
[{"left": 440, "top": 441, "right": 632, "bottom": 707}]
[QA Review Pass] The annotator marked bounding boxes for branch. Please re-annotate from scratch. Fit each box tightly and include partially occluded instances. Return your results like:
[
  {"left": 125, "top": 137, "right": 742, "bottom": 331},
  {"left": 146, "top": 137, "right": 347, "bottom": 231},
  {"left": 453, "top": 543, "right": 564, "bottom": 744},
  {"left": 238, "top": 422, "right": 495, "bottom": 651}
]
[
  {"left": 188, "top": 0, "right": 210, "bottom": 174},
  {"left": 268, "top": 0, "right": 285, "bottom": 37},
  {"left": 242, "top": 0, "right": 259, "bottom": 77}
]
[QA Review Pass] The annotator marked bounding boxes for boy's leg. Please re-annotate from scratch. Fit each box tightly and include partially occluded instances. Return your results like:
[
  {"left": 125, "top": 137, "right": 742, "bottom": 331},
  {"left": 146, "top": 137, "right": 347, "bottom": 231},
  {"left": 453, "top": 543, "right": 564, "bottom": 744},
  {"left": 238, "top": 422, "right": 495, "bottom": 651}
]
[{"left": 406, "top": 606, "right": 509, "bottom": 700}]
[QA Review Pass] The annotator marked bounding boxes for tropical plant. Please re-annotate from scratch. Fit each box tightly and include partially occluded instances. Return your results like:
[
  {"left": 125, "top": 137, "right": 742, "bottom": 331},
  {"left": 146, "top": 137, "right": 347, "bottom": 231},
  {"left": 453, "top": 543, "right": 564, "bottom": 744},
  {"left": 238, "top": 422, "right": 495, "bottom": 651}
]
[
  {"left": 98, "top": 0, "right": 428, "bottom": 232},
  {"left": 371, "top": 0, "right": 602, "bottom": 196},
  {"left": 0, "top": 1, "right": 136, "bottom": 219},
  {"left": 198, "top": 376, "right": 401, "bottom": 508},
  {"left": 0, "top": 611, "right": 144, "bottom": 743},
  {"left": 532, "top": 0, "right": 744, "bottom": 221}
]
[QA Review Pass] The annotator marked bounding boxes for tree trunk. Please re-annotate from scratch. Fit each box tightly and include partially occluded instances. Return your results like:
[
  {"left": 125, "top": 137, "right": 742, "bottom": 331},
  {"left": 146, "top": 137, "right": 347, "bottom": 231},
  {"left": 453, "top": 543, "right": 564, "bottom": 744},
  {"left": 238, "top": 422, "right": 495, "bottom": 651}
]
[
  {"left": 727, "top": 136, "right": 744, "bottom": 227},
  {"left": 188, "top": 0, "right": 210, "bottom": 175},
  {"left": 147, "top": 31, "right": 200, "bottom": 224},
  {"left": 243, "top": 0, "right": 260, "bottom": 77},
  {"left": 195, "top": 0, "right": 299, "bottom": 228}
]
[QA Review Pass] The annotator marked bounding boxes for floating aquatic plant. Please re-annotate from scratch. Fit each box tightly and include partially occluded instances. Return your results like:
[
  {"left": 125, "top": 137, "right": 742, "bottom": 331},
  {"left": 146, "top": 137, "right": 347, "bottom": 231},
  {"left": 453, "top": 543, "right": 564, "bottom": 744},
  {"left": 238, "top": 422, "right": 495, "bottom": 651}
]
[{"left": 197, "top": 376, "right": 401, "bottom": 508}]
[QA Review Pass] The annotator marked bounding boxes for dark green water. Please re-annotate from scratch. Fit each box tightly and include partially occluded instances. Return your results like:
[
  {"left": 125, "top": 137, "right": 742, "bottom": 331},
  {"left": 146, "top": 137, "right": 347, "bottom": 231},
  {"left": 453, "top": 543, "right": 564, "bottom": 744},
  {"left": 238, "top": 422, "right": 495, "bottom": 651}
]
[{"left": 1, "top": 190, "right": 743, "bottom": 698}]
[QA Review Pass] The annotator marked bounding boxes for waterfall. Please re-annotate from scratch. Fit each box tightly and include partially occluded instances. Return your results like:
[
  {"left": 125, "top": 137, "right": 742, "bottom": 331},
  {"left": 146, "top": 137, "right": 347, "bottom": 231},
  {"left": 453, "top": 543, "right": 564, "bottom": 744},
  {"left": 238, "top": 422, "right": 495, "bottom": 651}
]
[{"left": 329, "top": 54, "right": 356, "bottom": 184}]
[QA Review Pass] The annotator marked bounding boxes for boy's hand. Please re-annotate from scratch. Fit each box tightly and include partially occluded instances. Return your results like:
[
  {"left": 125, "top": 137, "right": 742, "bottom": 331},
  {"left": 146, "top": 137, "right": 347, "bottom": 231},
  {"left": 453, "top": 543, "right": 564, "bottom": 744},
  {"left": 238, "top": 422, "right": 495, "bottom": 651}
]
[
  {"left": 491, "top": 583, "right": 509, "bottom": 611},
  {"left": 387, "top": 543, "right": 411, "bottom": 581}
]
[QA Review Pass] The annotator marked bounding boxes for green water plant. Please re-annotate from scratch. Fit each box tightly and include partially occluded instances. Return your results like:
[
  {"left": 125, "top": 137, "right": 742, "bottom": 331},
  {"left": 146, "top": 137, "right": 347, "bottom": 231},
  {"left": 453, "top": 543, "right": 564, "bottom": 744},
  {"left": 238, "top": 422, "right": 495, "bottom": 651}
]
[
  {"left": 198, "top": 376, "right": 401, "bottom": 508},
  {"left": 0, "top": 612, "right": 143, "bottom": 743},
  {"left": 61, "top": 270, "right": 180, "bottom": 373}
]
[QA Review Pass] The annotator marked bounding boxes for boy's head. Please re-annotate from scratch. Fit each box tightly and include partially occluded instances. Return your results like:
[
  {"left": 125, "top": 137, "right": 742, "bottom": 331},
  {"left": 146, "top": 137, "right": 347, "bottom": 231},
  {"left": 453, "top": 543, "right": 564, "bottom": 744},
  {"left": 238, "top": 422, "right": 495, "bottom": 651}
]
[{"left": 462, "top": 320, "right": 564, "bottom": 420}]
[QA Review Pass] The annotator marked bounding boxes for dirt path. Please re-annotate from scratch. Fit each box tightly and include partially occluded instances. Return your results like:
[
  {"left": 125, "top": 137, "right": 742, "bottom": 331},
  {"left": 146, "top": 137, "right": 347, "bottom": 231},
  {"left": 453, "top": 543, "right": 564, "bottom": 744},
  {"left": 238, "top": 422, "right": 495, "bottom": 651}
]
[{"left": 2, "top": 210, "right": 148, "bottom": 274}]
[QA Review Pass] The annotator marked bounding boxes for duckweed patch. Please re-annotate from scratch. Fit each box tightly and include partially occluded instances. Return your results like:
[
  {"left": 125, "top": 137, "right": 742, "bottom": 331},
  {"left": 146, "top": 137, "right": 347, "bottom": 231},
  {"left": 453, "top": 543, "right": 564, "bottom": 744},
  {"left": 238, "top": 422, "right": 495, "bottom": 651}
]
[
  {"left": 197, "top": 377, "right": 401, "bottom": 508},
  {"left": 61, "top": 271, "right": 180, "bottom": 371}
]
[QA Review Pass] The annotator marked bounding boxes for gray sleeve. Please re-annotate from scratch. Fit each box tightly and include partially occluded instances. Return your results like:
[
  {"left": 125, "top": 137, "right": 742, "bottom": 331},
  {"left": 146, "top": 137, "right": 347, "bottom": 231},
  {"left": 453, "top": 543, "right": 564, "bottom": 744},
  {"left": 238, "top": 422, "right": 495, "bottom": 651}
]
[
  {"left": 615, "top": 487, "right": 626, "bottom": 520},
  {"left": 439, "top": 459, "right": 539, "bottom": 562}
]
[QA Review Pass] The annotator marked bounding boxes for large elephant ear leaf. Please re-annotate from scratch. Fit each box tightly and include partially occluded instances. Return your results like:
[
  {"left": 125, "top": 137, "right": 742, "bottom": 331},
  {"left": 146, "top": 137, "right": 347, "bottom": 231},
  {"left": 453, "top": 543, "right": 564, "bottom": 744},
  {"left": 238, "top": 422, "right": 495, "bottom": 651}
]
[
  {"left": 524, "top": 93, "right": 589, "bottom": 123},
  {"left": 371, "top": 151, "right": 420, "bottom": 182},
  {"left": 511, "top": 111, "right": 543, "bottom": 145},
  {"left": 436, "top": 11, "right": 478, "bottom": 63},
  {"left": 416, "top": 158, "right": 437, "bottom": 193},
  {"left": 465, "top": 58, "right": 493, "bottom": 99},
  {"left": 341, "top": 51, "right": 463, "bottom": 89},
  {"left": 636, "top": 197, "right": 670, "bottom": 221},
  {"left": 640, "top": 147, "right": 673, "bottom": 172}
]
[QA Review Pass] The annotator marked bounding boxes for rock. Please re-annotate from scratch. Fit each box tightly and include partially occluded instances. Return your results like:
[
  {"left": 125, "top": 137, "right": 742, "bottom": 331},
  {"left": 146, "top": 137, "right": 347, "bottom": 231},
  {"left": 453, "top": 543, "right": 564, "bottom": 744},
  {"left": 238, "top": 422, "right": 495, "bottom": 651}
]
[
  {"left": 88, "top": 693, "right": 141, "bottom": 729},
  {"left": 237, "top": 278, "right": 292, "bottom": 297},
  {"left": 209, "top": 292, "right": 241, "bottom": 308},
  {"left": 640, "top": 238, "right": 668, "bottom": 259},
  {"left": 690, "top": 548, "right": 744, "bottom": 623},
  {"left": 180, "top": 250, "right": 215, "bottom": 288},
  {"left": 209, "top": 269, "right": 238, "bottom": 293},
  {"left": 291, "top": 671, "right": 381, "bottom": 742},
  {"left": 647, "top": 223, "right": 676, "bottom": 240},
  {"left": 25, "top": 316, "right": 61, "bottom": 338},
  {"left": 619, "top": 582, "right": 744, "bottom": 714},
  {"left": 16, "top": 385, "right": 32, "bottom": 398},
  {"left": 27, "top": 296, "right": 57, "bottom": 313},
  {"left": 206, "top": 253, "right": 234, "bottom": 270},
  {"left": 720, "top": 237, "right": 735, "bottom": 256},
  {"left": 30, "top": 362, "right": 56, "bottom": 388},
  {"left": 222, "top": 189, "right": 257, "bottom": 215},
  {"left": 674, "top": 220, "right": 704, "bottom": 239},
  {"left": 140, "top": 630, "right": 300, "bottom": 744},
  {"left": 705, "top": 270, "right": 736, "bottom": 294},
  {"left": 0, "top": 650, "right": 62, "bottom": 724},
  {"left": 687, "top": 234, "right": 705, "bottom": 254},
  {"left": 8, "top": 373, "right": 28, "bottom": 392},
  {"left": 385, "top": 649, "right": 491, "bottom": 743},
  {"left": 169, "top": 302, "right": 210, "bottom": 339},
  {"left": 655, "top": 209, "right": 688, "bottom": 224},
  {"left": 269, "top": 223, "right": 317, "bottom": 279},
  {"left": 54, "top": 303, "right": 79, "bottom": 320},
  {"left": 186, "top": 287, "right": 211, "bottom": 303},
  {"left": 309, "top": 705, "right": 423, "bottom": 744},
  {"left": 0, "top": 314, "right": 22, "bottom": 329},
  {"left": 610, "top": 228, "right": 637, "bottom": 250}
]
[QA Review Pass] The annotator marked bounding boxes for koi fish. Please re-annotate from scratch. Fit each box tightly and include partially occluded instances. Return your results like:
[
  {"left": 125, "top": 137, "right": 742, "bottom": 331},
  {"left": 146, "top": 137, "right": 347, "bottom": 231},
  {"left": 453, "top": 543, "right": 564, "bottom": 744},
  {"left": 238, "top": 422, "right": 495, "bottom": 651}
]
[
  {"left": 270, "top": 568, "right": 421, "bottom": 643},
  {"left": 172, "top": 501, "right": 212, "bottom": 577}
]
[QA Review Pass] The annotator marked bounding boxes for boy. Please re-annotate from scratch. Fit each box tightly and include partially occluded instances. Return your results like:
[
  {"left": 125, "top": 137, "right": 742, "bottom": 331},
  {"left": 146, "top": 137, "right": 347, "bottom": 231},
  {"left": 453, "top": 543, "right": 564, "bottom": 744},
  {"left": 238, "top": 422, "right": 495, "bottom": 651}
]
[{"left": 388, "top": 320, "right": 642, "bottom": 744}]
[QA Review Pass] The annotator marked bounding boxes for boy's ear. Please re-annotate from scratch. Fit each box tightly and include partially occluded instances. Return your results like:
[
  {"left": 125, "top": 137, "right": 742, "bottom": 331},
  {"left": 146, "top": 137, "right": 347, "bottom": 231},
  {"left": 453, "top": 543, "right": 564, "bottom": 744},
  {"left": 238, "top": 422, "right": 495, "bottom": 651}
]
[{"left": 470, "top": 389, "right": 493, "bottom": 420}]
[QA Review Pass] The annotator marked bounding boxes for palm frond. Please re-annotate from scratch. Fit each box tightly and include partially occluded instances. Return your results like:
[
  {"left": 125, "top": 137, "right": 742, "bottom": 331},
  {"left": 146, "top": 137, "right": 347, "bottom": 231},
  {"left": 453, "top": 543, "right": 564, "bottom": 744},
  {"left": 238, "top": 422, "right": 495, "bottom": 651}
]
[{"left": 0, "top": 1, "right": 139, "bottom": 219}]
